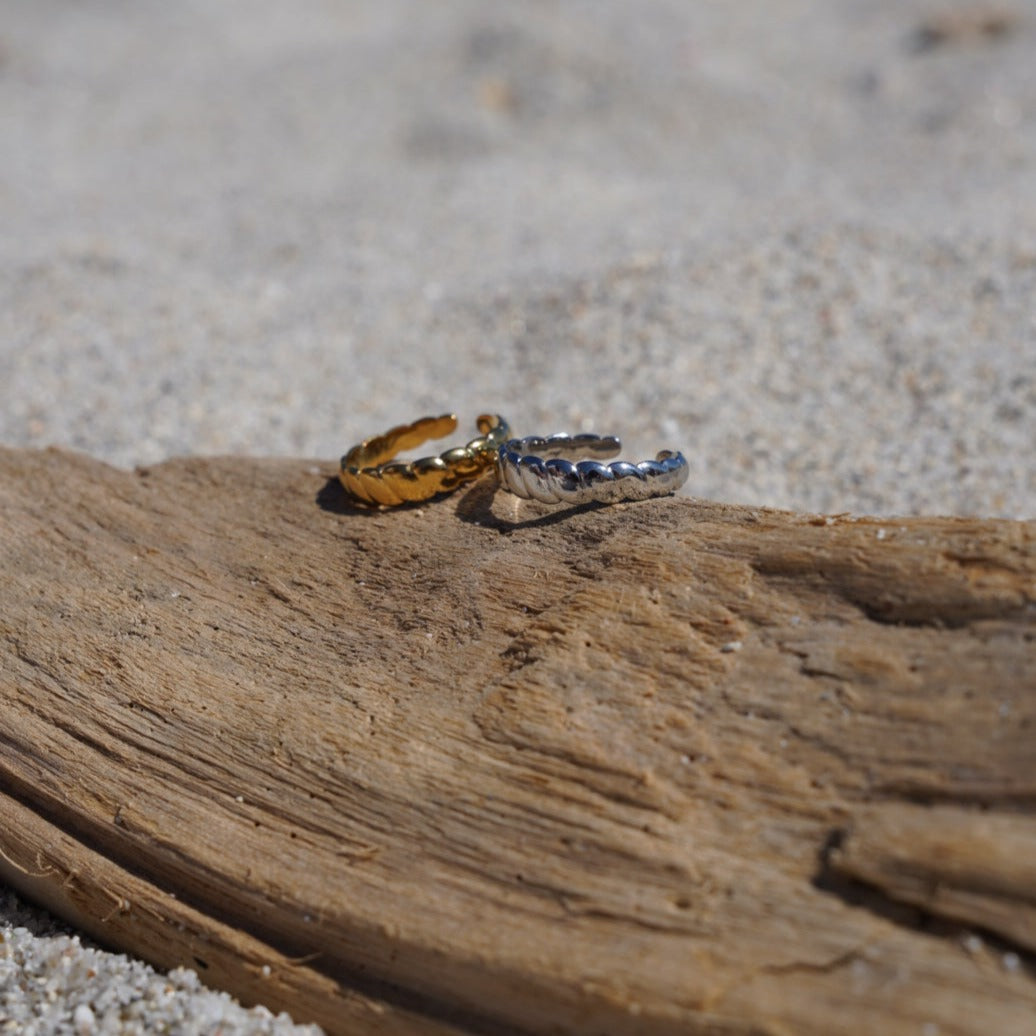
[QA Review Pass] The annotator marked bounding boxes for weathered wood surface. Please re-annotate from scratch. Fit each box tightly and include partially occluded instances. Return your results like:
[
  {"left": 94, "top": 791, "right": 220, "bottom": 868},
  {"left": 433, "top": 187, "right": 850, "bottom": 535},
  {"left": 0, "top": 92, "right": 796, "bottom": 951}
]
[{"left": 0, "top": 446, "right": 1033, "bottom": 1035}]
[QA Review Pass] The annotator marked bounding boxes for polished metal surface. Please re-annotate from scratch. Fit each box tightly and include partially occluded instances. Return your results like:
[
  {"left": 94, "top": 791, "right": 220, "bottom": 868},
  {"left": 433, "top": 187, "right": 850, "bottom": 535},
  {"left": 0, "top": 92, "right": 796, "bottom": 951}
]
[
  {"left": 340, "top": 413, "right": 511, "bottom": 505},
  {"left": 497, "top": 433, "right": 688, "bottom": 505}
]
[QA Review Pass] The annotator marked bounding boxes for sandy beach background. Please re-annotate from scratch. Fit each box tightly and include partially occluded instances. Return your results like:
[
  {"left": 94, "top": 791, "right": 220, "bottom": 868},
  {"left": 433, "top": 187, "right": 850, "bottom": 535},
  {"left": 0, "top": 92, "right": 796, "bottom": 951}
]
[{"left": 2, "top": 1, "right": 1034, "bottom": 1031}]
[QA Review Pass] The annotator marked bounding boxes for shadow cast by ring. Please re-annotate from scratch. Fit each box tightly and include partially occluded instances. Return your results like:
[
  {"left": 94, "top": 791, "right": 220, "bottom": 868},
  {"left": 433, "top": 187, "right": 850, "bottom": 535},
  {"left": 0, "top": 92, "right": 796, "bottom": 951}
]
[
  {"left": 316, "top": 476, "right": 399, "bottom": 518},
  {"left": 318, "top": 471, "right": 610, "bottom": 527},
  {"left": 454, "top": 476, "right": 608, "bottom": 532}
]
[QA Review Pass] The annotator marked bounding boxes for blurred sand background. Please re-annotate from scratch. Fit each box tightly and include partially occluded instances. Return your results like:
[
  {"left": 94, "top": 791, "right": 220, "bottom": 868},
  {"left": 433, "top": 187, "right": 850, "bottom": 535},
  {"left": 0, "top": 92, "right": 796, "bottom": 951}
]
[{"left": 2, "top": 0, "right": 1034, "bottom": 1031}]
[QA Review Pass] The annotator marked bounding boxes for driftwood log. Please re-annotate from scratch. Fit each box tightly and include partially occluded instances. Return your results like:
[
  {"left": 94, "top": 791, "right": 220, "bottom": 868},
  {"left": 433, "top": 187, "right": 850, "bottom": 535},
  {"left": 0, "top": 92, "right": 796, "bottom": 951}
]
[{"left": 0, "top": 446, "right": 1033, "bottom": 1035}]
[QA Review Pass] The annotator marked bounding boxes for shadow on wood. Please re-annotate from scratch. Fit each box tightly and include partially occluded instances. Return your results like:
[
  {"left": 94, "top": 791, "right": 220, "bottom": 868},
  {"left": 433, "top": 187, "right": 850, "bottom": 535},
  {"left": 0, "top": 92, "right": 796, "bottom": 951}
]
[{"left": 0, "top": 447, "right": 1033, "bottom": 1034}]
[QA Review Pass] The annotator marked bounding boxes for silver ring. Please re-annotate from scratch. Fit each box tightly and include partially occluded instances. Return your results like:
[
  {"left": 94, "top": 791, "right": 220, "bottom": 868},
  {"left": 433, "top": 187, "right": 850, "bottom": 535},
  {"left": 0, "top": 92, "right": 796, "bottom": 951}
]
[{"left": 497, "top": 434, "right": 689, "bottom": 505}]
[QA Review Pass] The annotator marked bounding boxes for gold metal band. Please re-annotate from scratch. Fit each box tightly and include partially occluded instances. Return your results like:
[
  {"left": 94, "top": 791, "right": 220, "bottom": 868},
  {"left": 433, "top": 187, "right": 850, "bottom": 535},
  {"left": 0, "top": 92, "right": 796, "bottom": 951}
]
[{"left": 339, "top": 413, "right": 511, "bottom": 506}]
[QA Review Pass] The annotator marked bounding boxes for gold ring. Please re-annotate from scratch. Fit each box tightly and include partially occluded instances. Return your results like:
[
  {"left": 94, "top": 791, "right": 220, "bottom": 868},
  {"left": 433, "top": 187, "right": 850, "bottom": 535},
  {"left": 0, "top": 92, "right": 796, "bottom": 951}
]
[{"left": 339, "top": 413, "right": 511, "bottom": 506}]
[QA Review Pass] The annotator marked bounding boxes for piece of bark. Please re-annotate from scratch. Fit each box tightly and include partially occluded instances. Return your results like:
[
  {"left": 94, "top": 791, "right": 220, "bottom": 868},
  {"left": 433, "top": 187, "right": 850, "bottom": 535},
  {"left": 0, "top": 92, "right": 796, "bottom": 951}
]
[
  {"left": 829, "top": 803, "right": 1036, "bottom": 953},
  {"left": 0, "top": 446, "right": 1033, "bottom": 1035}
]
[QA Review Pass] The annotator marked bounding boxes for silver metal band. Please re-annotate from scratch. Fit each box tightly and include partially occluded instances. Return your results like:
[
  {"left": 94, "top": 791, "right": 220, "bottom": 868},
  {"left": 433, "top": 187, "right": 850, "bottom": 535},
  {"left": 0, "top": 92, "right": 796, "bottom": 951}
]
[{"left": 497, "top": 434, "right": 689, "bottom": 505}]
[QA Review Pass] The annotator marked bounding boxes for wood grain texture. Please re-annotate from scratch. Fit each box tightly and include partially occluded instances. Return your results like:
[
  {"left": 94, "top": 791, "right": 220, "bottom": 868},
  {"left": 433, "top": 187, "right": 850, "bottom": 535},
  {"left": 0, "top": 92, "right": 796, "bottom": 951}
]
[{"left": 0, "top": 446, "right": 1033, "bottom": 1035}]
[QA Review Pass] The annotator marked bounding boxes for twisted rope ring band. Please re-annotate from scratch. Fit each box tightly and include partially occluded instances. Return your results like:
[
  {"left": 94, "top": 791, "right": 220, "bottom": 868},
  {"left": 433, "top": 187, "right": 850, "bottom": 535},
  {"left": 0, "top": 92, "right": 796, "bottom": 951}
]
[
  {"left": 497, "top": 433, "right": 688, "bottom": 505},
  {"left": 340, "top": 413, "right": 511, "bottom": 506}
]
